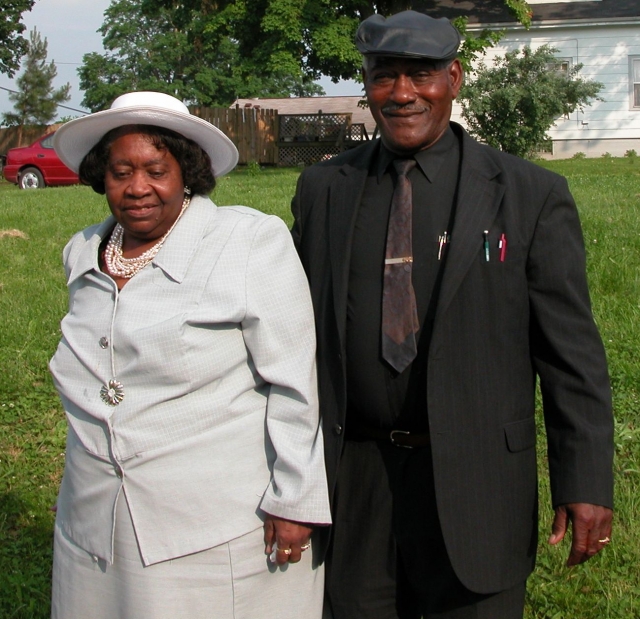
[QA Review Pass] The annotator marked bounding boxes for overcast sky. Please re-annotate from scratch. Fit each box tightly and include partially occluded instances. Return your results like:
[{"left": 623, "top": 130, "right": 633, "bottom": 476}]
[{"left": 0, "top": 0, "right": 361, "bottom": 122}]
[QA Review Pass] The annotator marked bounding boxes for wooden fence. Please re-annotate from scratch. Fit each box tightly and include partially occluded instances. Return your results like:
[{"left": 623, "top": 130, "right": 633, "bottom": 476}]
[
  {"left": 192, "top": 106, "right": 278, "bottom": 165},
  {"left": 193, "top": 106, "right": 369, "bottom": 166},
  {"left": 1, "top": 107, "right": 368, "bottom": 168}
]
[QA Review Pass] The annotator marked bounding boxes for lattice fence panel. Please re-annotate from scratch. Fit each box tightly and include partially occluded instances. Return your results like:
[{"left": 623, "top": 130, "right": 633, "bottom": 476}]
[
  {"left": 279, "top": 114, "right": 350, "bottom": 142},
  {"left": 279, "top": 145, "right": 341, "bottom": 166}
]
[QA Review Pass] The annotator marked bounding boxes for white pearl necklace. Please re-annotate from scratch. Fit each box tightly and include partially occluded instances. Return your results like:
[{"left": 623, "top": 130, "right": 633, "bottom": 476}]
[{"left": 104, "top": 194, "right": 191, "bottom": 279}]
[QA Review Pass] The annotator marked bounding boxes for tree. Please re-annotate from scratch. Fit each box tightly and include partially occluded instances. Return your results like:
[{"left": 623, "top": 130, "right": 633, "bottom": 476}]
[
  {"left": 79, "top": 0, "right": 324, "bottom": 112},
  {"left": 2, "top": 28, "right": 71, "bottom": 142},
  {"left": 0, "top": 0, "right": 35, "bottom": 77},
  {"left": 458, "top": 45, "right": 603, "bottom": 158},
  {"left": 81, "top": 0, "right": 533, "bottom": 111},
  {"left": 145, "top": 0, "right": 532, "bottom": 88}
]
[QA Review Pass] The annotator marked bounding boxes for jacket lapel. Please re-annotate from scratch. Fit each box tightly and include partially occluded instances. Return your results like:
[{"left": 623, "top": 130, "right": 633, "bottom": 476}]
[
  {"left": 435, "top": 129, "right": 505, "bottom": 321},
  {"left": 328, "top": 141, "right": 378, "bottom": 348},
  {"left": 67, "top": 218, "right": 116, "bottom": 286},
  {"left": 153, "top": 195, "right": 217, "bottom": 283}
]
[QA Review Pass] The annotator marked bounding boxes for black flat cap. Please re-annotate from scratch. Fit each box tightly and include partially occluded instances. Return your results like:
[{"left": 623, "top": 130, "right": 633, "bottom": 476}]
[{"left": 356, "top": 10, "right": 460, "bottom": 61}]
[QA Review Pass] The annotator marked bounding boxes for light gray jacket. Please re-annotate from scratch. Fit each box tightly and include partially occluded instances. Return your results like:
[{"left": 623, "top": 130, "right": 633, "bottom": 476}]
[{"left": 50, "top": 196, "right": 330, "bottom": 566}]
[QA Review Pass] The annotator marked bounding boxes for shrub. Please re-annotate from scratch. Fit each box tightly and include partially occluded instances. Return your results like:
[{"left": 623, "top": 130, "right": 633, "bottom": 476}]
[
  {"left": 459, "top": 45, "right": 603, "bottom": 158},
  {"left": 246, "top": 160, "right": 261, "bottom": 176}
]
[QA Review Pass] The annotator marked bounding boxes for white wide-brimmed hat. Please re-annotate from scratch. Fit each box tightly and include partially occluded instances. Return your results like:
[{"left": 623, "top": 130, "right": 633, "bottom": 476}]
[{"left": 54, "top": 91, "right": 239, "bottom": 177}]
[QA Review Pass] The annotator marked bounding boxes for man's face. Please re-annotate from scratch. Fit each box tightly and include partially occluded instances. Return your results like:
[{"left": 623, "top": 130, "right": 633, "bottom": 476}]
[{"left": 363, "top": 56, "right": 463, "bottom": 155}]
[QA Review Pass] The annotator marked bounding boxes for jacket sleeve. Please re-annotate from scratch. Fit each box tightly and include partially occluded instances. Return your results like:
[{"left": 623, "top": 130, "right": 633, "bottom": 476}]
[
  {"left": 241, "top": 214, "right": 331, "bottom": 525},
  {"left": 527, "top": 175, "right": 614, "bottom": 509}
]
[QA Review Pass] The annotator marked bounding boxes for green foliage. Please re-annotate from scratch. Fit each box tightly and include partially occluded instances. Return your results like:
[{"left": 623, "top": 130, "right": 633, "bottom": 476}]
[
  {"left": 0, "top": 0, "right": 35, "bottom": 77},
  {"left": 78, "top": 0, "right": 324, "bottom": 112},
  {"left": 145, "top": 0, "right": 533, "bottom": 91},
  {"left": 56, "top": 115, "right": 79, "bottom": 124},
  {"left": 504, "top": 0, "right": 533, "bottom": 27},
  {"left": 245, "top": 160, "right": 262, "bottom": 176},
  {"left": 571, "top": 151, "right": 587, "bottom": 160},
  {"left": 601, "top": 152, "right": 613, "bottom": 159},
  {"left": 459, "top": 45, "right": 603, "bottom": 159},
  {"left": 79, "top": 0, "right": 536, "bottom": 111},
  {"left": 624, "top": 149, "right": 637, "bottom": 162},
  {"left": 1, "top": 29, "right": 71, "bottom": 128}
]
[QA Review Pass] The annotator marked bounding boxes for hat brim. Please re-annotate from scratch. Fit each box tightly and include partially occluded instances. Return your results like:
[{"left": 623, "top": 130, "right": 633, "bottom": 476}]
[{"left": 54, "top": 106, "right": 239, "bottom": 178}]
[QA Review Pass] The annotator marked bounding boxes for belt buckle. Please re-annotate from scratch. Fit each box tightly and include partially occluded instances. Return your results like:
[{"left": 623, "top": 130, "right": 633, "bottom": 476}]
[{"left": 390, "top": 430, "right": 412, "bottom": 449}]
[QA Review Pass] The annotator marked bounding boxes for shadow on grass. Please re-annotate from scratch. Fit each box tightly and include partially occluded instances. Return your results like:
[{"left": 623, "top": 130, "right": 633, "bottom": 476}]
[{"left": 0, "top": 491, "right": 54, "bottom": 619}]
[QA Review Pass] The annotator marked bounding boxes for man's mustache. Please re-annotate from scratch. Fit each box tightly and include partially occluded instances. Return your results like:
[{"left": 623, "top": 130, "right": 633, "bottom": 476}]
[{"left": 381, "top": 104, "right": 428, "bottom": 114}]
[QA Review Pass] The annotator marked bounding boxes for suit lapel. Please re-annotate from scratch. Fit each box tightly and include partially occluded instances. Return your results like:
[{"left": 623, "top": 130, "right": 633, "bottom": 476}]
[
  {"left": 435, "top": 130, "right": 505, "bottom": 321},
  {"left": 328, "top": 141, "right": 378, "bottom": 348}
]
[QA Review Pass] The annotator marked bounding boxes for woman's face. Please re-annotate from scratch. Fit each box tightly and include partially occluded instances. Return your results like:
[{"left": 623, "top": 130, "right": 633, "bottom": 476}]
[{"left": 104, "top": 130, "right": 185, "bottom": 243}]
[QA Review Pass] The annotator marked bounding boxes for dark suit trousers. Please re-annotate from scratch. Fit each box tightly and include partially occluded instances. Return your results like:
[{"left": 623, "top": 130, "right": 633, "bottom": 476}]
[{"left": 325, "top": 439, "right": 525, "bottom": 619}]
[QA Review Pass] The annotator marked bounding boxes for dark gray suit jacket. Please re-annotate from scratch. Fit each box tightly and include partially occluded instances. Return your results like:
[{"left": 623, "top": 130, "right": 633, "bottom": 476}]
[{"left": 292, "top": 123, "right": 613, "bottom": 593}]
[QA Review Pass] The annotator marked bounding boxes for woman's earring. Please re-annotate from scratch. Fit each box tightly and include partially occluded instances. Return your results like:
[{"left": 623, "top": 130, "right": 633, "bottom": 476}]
[{"left": 184, "top": 186, "right": 192, "bottom": 195}]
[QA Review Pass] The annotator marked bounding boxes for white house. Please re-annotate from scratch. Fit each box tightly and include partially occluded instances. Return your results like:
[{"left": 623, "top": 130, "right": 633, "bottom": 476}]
[{"left": 441, "top": 0, "right": 640, "bottom": 158}]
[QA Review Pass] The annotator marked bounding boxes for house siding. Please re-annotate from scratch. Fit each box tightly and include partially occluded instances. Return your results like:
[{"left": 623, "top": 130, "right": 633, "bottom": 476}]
[{"left": 453, "top": 19, "right": 640, "bottom": 157}]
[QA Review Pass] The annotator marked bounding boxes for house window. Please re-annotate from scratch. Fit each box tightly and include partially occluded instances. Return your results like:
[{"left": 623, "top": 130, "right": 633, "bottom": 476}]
[
  {"left": 631, "top": 57, "right": 640, "bottom": 109},
  {"left": 547, "top": 58, "right": 572, "bottom": 119},
  {"left": 547, "top": 58, "right": 571, "bottom": 76}
]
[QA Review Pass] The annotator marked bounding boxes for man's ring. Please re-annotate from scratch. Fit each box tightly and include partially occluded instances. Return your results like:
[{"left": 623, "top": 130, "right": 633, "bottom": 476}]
[
  {"left": 598, "top": 537, "right": 611, "bottom": 544},
  {"left": 301, "top": 542, "right": 311, "bottom": 551},
  {"left": 278, "top": 547, "right": 292, "bottom": 555}
]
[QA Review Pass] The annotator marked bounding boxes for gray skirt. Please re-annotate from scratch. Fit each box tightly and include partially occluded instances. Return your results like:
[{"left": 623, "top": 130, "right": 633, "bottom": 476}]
[{"left": 52, "top": 496, "right": 324, "bottom": 619}]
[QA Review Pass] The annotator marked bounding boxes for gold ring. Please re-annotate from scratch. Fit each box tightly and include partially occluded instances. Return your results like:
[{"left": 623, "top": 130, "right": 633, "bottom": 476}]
[
  {"left": 598, "top": 537, "right": 611, "bottom": 544},
  {"left": 278, "top": 547, "right": 292, "bottom": 555},
  {"left": 301, "top": 542, "right": 311, "bottom": 551}
]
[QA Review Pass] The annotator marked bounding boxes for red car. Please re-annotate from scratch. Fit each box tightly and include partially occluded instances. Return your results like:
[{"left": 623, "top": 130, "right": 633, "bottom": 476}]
[{"left": 3, "top": 131, "right": 79, "bottom": 189}]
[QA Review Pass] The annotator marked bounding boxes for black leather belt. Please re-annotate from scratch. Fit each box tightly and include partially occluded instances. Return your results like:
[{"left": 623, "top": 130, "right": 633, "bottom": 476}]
[{"left": 346, "top": 421, "right": 431, "bottom": 449}]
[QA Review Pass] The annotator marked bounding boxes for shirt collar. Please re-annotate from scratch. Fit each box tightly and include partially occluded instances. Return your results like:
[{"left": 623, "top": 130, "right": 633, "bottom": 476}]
[
  {"left": 66, "top": 195, "right": 216, "bottom": 286},
  {"left": 376, "top": 125, "right": 457, "bottom": 184}
]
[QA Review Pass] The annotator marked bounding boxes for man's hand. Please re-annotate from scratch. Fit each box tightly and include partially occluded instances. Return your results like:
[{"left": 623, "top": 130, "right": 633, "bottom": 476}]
[
  {"left": 263, "top": 514, "right": 313, "bottom": 565},
  {"left": 549, "top": 502, "right": 613, "bottom": 566}
]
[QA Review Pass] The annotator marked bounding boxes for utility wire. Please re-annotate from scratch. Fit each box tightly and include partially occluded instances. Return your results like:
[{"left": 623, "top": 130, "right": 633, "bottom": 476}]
[{"left": 0, "top": 86, "right": 89, "bottom": 115}]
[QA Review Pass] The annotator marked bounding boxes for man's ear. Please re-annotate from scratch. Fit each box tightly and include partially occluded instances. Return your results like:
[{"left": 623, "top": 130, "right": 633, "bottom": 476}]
[{"left": 449, "top": 59, "right": 464, "bottom": 99}]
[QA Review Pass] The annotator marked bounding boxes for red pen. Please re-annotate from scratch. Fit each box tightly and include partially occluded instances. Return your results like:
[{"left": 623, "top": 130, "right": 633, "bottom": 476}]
[{"left": 499, "top": 233, "right": 507, "bottom": 262}]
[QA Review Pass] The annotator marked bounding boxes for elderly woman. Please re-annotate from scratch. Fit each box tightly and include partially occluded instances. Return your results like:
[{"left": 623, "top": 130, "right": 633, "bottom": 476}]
[{"left": 50, "top": 92, "right": 330, "bottom": 618}]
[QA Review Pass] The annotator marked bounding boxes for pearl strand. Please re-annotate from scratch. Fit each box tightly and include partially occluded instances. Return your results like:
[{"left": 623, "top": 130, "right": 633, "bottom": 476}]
[{"left": 104, "top": 193, "right": 191, "bottom": 279}]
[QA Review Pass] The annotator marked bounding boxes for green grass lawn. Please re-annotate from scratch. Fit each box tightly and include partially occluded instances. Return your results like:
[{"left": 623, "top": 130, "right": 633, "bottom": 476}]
[{"left": 1, "top": 159, "right": 639, "bottom": 617}]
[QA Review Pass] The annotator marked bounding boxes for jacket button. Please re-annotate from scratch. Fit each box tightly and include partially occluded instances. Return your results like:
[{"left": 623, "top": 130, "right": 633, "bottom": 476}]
[
  {"left": 99, "top": 337, "right": 109, "bottom": 349},
  {"left": 333, "top": 424, "right": 343, "bottom": 436}
]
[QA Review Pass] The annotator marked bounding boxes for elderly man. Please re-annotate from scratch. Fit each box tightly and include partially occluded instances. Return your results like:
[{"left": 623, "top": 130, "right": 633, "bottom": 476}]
[{"left": 292, "top": 10, "right": 614, "bottom": 619}]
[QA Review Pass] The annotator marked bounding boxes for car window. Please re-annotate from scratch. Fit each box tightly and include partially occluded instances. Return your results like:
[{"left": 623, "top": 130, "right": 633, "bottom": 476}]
[{"left": 41, "top": 134, "right": 54, "bottom": 149}]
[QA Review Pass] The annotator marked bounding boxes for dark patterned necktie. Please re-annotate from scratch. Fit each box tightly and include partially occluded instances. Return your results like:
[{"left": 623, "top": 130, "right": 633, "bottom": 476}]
[{"left": 382, "top": 158, "right": 419, "bottom": 373}]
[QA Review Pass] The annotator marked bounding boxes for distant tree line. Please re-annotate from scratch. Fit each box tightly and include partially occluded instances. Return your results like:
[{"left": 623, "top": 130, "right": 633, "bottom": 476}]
[{"left": 78, "top": 0, "right": 533, "bottom": 111}]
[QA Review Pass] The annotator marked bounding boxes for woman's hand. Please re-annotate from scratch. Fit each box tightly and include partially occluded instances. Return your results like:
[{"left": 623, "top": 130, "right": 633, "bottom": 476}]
[{"left": 263, "top": 514, "right": 313, "bottom": 565}]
